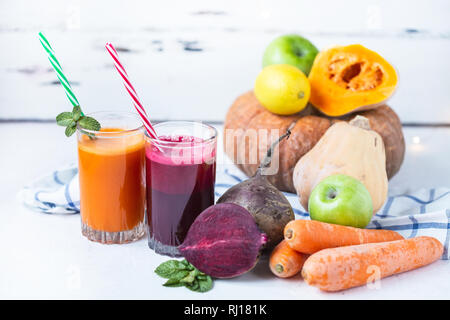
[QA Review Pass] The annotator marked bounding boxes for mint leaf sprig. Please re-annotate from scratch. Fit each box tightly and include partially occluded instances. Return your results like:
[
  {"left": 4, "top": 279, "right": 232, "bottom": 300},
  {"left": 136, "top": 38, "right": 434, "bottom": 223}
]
[
  {"left": 155, "top": 259, "right": 213, "bottom": 293},
  {"left": 56, "top": 106, "right": 101, "bottom": 137}
]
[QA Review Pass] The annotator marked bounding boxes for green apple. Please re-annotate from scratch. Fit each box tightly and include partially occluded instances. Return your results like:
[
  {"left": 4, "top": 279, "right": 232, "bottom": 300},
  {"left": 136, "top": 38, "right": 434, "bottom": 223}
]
[
  {"left": 262, "top": 34, "right": 319, "bottom": 75},
  {"left": 308, "top": 174, "right": 373, "bottom": 228}
]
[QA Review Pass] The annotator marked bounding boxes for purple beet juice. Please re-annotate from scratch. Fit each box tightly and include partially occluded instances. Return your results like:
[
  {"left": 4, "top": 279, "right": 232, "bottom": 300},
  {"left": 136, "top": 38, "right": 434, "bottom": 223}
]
[{"left": 145, "top": 135, "right": 216, "bottom": 257}]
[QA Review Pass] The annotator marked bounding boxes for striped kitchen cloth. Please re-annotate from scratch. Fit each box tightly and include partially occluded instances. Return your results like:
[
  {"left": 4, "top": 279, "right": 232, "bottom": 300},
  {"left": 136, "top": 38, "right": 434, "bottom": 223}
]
[
  {"left": 19, "top": 164, "right": 80, "bottom": 214},
  {"left": 19, "top": 164, "right": 450, "bottom": 260}
]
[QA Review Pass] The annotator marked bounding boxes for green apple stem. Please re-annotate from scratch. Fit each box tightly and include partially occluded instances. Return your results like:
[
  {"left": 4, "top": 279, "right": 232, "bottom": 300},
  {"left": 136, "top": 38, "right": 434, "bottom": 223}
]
[{"left": 327, "top": 188, "right": 338, "bottom": 200}]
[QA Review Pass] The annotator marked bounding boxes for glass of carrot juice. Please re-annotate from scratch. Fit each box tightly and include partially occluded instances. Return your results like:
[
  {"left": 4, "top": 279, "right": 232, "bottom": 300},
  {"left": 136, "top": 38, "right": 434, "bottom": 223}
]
[{"left": 77, "top": 111, "right": 146, "bottom": 244}]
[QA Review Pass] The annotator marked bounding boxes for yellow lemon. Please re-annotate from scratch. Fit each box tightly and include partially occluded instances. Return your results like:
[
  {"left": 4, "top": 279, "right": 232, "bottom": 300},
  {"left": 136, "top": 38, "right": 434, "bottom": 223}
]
[{"left": 254, "top": 64, "right": 310, "bottom": 115}]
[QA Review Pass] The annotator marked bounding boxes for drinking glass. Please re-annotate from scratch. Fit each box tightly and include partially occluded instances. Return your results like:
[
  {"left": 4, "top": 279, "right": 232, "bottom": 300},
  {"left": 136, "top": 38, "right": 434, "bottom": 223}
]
[
  {"left": 77, "top": 111, "right": 146, "bottom": 244},
  {"left": 145, "top": 121, "right": 217, "bottom": 256}
]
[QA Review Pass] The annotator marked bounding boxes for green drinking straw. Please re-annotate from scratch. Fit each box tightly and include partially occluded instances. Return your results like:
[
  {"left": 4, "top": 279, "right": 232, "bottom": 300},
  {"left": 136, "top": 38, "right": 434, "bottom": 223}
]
[{"left": 38, "top": 32, "right": 83, "bottom": 115}]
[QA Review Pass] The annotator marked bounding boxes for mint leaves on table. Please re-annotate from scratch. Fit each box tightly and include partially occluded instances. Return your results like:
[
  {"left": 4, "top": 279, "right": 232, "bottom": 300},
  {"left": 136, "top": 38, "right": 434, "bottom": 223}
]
[
  {"left": 155, "top": 259, "right": 213, "bottom": 293},
  {"left": 56, "top": 106, "right": 101, "bottom": 137}
]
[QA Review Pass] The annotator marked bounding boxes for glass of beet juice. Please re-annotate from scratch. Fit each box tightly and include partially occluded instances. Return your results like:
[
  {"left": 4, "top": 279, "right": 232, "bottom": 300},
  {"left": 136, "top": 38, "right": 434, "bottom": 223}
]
[{"left": 145, "top": 121, "right": 217, "bottom": 257}]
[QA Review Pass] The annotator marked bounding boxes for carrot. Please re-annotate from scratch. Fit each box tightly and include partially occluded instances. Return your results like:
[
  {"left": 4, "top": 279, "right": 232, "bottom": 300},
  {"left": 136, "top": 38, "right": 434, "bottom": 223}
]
[
  {"left": 269, "top": 240, "right": 308, "bottom": 278},
  {"left": 284, "top": 219, "right": 403, "bottom": 254},
  {"left": 302, "top": 236, "right": 444, "bottom": 292}
]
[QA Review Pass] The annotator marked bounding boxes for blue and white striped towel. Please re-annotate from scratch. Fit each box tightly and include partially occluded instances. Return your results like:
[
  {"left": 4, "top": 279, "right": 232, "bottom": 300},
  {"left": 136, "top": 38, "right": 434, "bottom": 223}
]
[{"left": 19, "top": 164, "right": 450, "bottom": 260}]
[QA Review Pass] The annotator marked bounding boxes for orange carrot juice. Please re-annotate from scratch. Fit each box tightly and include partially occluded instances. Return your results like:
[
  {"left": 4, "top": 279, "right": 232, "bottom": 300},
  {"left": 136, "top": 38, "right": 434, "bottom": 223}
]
[{"left": 77, "top": 123, "right": 145, "bottom": 244}]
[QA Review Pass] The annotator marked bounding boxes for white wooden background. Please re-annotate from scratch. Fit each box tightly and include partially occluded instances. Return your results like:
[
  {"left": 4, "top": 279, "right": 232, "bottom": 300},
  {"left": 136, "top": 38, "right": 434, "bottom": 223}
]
[
  {"left": 1, "top": 0, "right": 449, "bottom": 123},
  {"left": 1, "top": 0, "right": 450, "bottom": 300}
]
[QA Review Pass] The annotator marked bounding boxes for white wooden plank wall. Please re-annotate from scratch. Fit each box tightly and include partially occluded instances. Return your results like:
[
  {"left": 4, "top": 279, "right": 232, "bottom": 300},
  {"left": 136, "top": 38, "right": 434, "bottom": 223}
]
[{"left": 0, "top": 0, "right": 449, "bottom": 123}]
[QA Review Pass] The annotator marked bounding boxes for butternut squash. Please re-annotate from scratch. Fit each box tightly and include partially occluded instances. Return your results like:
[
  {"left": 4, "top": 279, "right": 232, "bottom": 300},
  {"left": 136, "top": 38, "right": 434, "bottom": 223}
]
[
  {"left": 293, "top": 115, "right": 388, "bottom": 213},
  {"left": 308, "top": 44, "right": 398, "bottom": 116}
]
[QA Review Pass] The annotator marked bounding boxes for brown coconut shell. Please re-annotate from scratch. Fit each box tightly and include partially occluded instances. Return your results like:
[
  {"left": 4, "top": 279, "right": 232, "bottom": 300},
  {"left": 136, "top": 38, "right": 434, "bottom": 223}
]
[{"left": 224, "top": 91, "right": 405, "bottom": 193}]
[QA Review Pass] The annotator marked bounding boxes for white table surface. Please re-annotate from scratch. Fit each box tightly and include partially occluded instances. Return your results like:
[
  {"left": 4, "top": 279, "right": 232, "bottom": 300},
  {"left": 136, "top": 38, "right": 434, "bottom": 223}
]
[{"left": 0, "top": 122, "right": 449, "bottom": 299}]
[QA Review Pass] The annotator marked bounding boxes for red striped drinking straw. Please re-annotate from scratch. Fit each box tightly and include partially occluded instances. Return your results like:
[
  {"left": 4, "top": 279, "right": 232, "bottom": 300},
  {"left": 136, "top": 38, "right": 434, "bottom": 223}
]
[{"left": 105, "top": 43, "right": 162, "bottom": 150}]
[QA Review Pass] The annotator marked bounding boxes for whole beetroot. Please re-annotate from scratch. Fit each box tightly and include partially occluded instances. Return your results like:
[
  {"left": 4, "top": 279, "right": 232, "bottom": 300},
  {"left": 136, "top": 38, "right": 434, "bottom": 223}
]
[
  {"left": 178, "top": 203, "right": 268, "bottom": 278},
  {"left": 217, "top": 126, "right": 295, "bottom": 249}
]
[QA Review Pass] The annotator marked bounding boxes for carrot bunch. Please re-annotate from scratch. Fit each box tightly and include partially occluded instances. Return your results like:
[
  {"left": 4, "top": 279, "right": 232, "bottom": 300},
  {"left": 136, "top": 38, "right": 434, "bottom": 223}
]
[{"left": 269, "top": 219, "right": 444, "bottom": 292}]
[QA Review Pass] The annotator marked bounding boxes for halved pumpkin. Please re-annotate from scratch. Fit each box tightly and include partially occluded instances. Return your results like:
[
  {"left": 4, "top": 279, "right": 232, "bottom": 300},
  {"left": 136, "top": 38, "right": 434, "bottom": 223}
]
[{"left": 308, "top": 44, "right": 398, "bottom": 117}]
